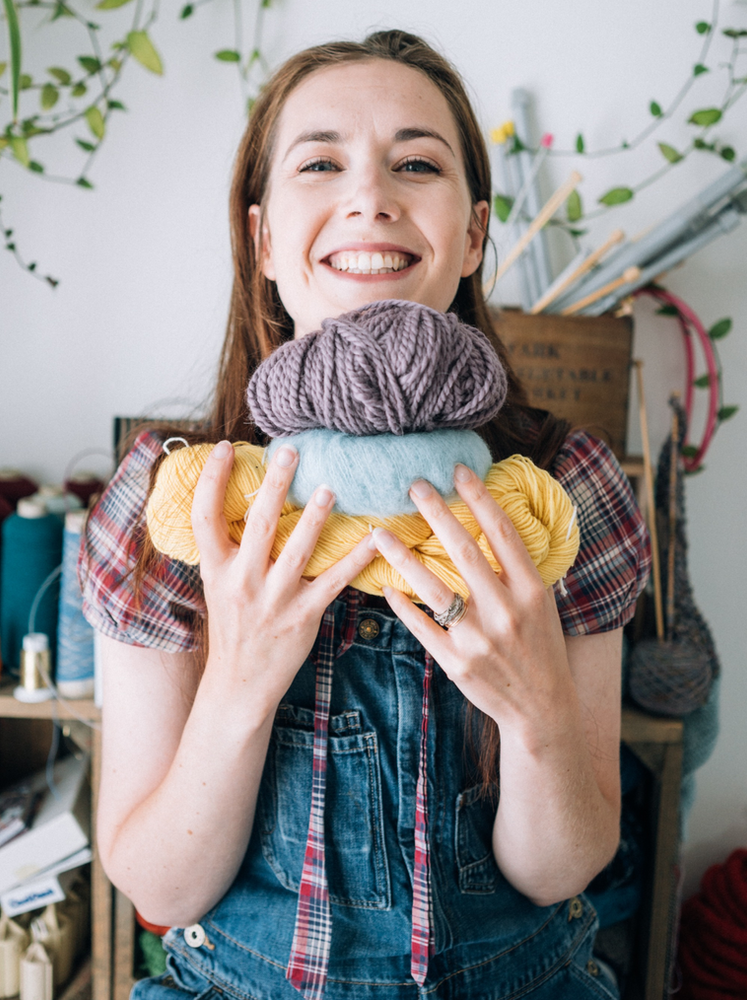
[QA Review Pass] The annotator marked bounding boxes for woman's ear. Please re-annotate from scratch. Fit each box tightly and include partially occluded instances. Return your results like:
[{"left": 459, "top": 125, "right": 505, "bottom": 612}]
[
  {"left": 461, "top": 200, "right": 490, "bottom": 278},
  {"left": 248, "top": 204, "right": 276, "bottom": 281}
]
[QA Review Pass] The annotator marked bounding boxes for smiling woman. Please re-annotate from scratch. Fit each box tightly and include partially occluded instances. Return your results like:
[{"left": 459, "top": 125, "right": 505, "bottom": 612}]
[{"left": 80, "top": 28, "right": 649, "bottom": 1000}]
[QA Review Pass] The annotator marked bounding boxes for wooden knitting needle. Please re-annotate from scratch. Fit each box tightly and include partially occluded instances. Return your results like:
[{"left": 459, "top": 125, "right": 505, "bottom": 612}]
[
  {"left": 561, "top": 266, "right": 640, "bottom": 316},
  {"left": 530, "top": 229, "right": 625, "bottom": 314},
  {"left": 492, "top": 171, "right": 583, "bottom": 287},
  {"left": 633, "top": 359, "right": 664, "bottom": 641},
  {"left": 666, "top": 396, "right": 680, "bottom": 641}
]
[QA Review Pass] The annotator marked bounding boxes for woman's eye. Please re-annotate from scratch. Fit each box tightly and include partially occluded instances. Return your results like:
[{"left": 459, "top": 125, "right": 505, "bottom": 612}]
[
  {"left": 396, "top": 157, "right": 440, "bottom": 174},
  {"left": 299, "top": 157, "right": 339, "bottom": 173}
]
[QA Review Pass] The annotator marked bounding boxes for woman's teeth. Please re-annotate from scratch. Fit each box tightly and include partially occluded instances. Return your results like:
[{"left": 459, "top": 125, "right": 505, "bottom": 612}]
[{"left": 327, "top": 251, "right": 412, "bottom": 274}]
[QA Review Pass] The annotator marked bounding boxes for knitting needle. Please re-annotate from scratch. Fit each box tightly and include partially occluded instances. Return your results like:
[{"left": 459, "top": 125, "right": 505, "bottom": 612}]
[
  {"left": 491, "top": 171, "right": 583, "bottom": 287},
  {"left": 666, "top": 397, "right": 680, "bottom": 641},
  {"left": 506, "top": 134, "right": 554, "bottom": 229},
  {"left": 560, "top": 266, "right": 640, "bottom": 316},
  {"left": 530, "top": 229, "right": 625, "bottom": 314},
  {"left": 633, "top": 360, "right": 664, "bottom": 641}
]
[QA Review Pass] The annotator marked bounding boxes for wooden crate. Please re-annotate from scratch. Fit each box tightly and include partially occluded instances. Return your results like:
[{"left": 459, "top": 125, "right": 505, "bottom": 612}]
[{"left": 492, "top": 309, "right": 634, "bottom": 459}]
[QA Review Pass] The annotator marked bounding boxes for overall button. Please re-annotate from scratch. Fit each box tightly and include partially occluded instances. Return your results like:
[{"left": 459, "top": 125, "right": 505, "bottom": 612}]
[
  {"left": 567, "top": 896, "right": 583, "bottom": 921},
  {"left": 184, "top": 924, "right": 206, "bottom": 948},
  {"left": 358, "top": 618, "right": 380, "bottom": 640},
  {"left": 586, "top": 960, "right": 600, "bottom": 977}
]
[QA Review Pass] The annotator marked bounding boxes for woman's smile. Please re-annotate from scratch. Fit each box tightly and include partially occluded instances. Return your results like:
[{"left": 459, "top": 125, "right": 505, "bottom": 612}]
[{"left": 248, "top": 59, "right": 489, "bottom": 337}]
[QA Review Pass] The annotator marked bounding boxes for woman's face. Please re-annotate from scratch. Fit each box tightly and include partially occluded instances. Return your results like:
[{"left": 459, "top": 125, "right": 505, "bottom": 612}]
[{"left": 249, "top": 59, "right": 489, "bottom": 338}]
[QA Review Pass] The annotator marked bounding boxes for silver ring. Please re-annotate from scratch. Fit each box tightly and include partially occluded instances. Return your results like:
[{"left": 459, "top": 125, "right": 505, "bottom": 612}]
[{"left": 434, "top": 593, "right": 468, "bottom": 629}]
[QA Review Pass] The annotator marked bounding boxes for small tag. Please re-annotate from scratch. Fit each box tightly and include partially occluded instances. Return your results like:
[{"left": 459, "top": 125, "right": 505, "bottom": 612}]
[{"left": 1, "top": 877, "right": 64, "bottom": 918}]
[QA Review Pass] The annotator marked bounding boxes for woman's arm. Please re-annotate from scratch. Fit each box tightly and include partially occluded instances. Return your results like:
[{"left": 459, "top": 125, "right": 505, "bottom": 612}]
[
  {"left": 372, "top": 464, "right": 622, "bottom": 907},
  {"left": 97, "top": 441, "right": 377, "bottom": 927},
  {"left": 489, "top": 628, "right": 621, "bottom": 906}
]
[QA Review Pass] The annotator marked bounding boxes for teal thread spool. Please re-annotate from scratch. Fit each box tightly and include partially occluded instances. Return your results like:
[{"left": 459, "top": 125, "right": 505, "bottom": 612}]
[
  {"left": 56, "top": 510, "right": 95, "bottom": 698},
  {"left": 0, "top": 499, "right": 63, "bottom": 675}
]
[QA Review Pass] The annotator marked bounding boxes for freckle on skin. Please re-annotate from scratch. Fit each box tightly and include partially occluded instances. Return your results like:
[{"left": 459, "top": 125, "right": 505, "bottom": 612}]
[{"left": 187, "top": 830, "right": 193, "bottom": 835}]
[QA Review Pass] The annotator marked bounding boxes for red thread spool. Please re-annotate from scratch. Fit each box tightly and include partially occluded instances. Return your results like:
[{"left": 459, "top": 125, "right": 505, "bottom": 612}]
[
  {"left": 0, "top": 470, "right": 37, "bottom": 510},
  {"left": 64, "top": 473, "right": 105, "bottom": 508}
]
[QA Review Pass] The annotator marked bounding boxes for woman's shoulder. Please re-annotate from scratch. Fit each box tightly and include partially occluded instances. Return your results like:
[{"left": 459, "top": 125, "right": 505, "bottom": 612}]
[
  {"left": 79, "top": 430, "right": 204, "bottom": 651},
  {"left": 550, "top": 428, "right": 651, "bottom": 636}
]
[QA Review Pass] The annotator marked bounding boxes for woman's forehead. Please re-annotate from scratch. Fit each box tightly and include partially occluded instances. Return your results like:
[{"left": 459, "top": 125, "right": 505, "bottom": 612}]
[{"left": 273, "top": 60, "right": 462, "bottom": 157}]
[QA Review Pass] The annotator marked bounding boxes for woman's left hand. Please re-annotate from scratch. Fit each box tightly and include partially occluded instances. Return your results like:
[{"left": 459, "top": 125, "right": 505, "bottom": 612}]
[{"left": 372, "top": 462, "right": 574, "bottom": 731}]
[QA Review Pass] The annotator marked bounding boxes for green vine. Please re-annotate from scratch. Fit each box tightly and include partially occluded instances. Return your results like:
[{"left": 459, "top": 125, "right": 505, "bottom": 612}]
[
  {"left": 0, "top": 0, "right": 273, "bottom": 286},
  {"left": 492, "top": 0, "right": 747, "bottom": 239}
]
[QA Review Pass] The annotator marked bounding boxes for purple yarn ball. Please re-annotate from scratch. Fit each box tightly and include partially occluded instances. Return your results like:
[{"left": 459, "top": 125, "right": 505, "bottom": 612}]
[{"left": 246, "top": 299, "right": 508, "bottom": 437}]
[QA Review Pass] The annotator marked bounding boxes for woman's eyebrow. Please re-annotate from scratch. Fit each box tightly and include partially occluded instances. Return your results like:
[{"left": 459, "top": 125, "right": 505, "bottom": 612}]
[
  {"left": 282, "top": 126, "right": 456, "bottom": 162},
  {"left": 394, "top": 127, "right": 455, "bottom": 157},
  {"left": 283, "top": 130, "right": 342, "bottom": 161}
]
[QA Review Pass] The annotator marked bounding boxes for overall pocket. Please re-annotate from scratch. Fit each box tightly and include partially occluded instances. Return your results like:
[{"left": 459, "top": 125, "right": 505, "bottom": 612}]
[
  {"left": 259, "top": 704, "right": 391, "bottom": 909},
  {"left": 454, "top": 784, "right": 501, "bottom": 894}
]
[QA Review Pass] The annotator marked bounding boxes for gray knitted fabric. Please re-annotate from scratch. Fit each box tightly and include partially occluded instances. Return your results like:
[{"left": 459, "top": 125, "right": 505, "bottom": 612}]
[{"left": 246, "top": 299, "right": 508, "bottom": 437}]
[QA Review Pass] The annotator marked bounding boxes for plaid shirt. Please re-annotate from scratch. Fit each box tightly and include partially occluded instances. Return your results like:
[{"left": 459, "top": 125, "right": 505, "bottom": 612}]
[{"left": 80, "top": 428, "right": 650, "bottom": 646}]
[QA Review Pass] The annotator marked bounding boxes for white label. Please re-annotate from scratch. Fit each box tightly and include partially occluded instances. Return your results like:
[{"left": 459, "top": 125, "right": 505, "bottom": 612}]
[{"left": 1, "top": 878, "right": 64, "bottom": 918}]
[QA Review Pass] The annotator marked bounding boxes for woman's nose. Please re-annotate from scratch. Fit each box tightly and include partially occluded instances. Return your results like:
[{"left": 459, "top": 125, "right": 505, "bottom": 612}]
[{"left": 344, "top": 168, "right": 400, "bottom": 222}]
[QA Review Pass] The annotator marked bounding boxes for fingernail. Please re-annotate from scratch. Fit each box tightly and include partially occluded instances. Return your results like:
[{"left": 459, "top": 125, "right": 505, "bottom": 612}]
[
  {"left": 371, "top": 526, "right": 392, "bottom": 549},
  {"left": 213, "top": 440, "right": 232, "bottom": 459},
  {"left": 455, "top": 464, "right": 472, "bottom": 482},
  {"left": 410, "top": 479, "right": 432, "bottom": 498},
  {"left": 314, "top": 485, "right": 334, "bottom": 507},
  {"left": 276, "top": 445, "right": 297, "bottom": 468},
  {"left": 366, "top": 532, "right": 378, "bottom": 550}
]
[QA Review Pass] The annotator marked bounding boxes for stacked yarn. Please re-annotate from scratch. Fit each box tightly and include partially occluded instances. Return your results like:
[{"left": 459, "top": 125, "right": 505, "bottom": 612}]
[
  {"left": 247, "top": 299, "right": 508, "bottom": 437},
  {"left": 147, "top": 301, "right": 580, "bottom": 599}
]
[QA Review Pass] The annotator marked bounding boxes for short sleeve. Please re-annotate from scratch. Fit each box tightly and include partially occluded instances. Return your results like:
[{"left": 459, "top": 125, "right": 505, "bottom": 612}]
[
  {"left": 79, "top": 431, "right": 205, "bottom": 651},
  {"left": 551, "top": 430, "right": 651, "bottom": 635}
]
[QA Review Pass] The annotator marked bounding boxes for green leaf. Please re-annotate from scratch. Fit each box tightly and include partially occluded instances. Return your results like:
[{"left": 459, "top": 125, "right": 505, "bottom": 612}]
[
  {"left": 2, "top": 0, "right": 22, "bottom": 120},
  {"left": 19, "top": 73, "right": 32, "bottom": 89},
  {"left": 108, "top": 57, "right": 122, "bottom": 71},
  {"left": 693, "top": 374, "right": 712, "bottom": 388},
  {"left": 693, "top": 63, "right": 709, "bottom": 76},
  {"left": 48, "top": 66, "right": 71, "bottom": 84},
  {"left": 248, "top": 48, "right": 260, "bottom": 66},
  {"left": 718, "top": 405, "right": 739, "bottom": 422},
  {"left": 693, "top": 137, "right": 713, "bottom": 150},
  {"left": 9, "top": 136, "right": 29, "bottom": 167},
  {"left": 598, "top": 186, "right": 634, "bottom": 206},
  {"left": 566, "top": 189, "right": 582, "bottom": 223},
  {"left": 650, "top": 100, "right": 663, "bottom": 117},
  {"left": 40, "top": 83, "right": 59, "bottom": 110},
  {"left": 0, "top": 61, "right": 7, "bottom": 77},
  {"left": 720, "top": 146, "right": 736, "bottom": 162},
  {"left": 509, "top": 136, "right": 526, "bottom": 154},
  {"left": 261, "top": 0, "right": 272, "bottom": 7},
  {"left": 28, "top": 159, "right": 43, "bottom": 172},
  {"left": 107, "top": 98, "right": 126, "bottom": 110},
  {"left": 78, "top": 56, "right": 102, "bottom": 74},
  {"left": 575, "top": 133, "right": 585, "bottom": 154},
  {"left": 656, "top": 304, "right": 679, "bottom": 316},
  {"left": 709, "top": 318, "right": 732, "bottom": 339},
  {"left": 695, "top": 21, "right": 710, "bottom": 33},
  {"left": 71, "top": 82, "right": 87, "bottom": 97},
  {"left": 180, "top": 4, "right": 194, "bottom": 17},
  {"left": 126, "top": 31, "right": 163, "bottom": 75},
  {"left": 567, "top": 228, "right": 589, "bottom": 238},
  {"left": 723, "top": 28, "right": 747, "bottom": 38},
  {"left": 96, "top": 0, "right": 135, "bottom": 8},
  {"left": 688, "top": 108, "right": 722, "bottom": 127},
  {"left": 658, "top": 142, "right": 683, "bottom": 164},
  {"left": 681, "top": 444, "right": 699, "bottom": 459},
  {"left": 76, "top": 176, "right": 94, "bottom": 189},
  {"left": 85, "top": 105, "right": 105, "bottom": 139},
  {"left": 215, "top": 49, "right": 241, "bottom": 62},
  {"left": 493, "top": 194, "right": 514, "bottom": 223},
  {"left": 75, "top": 138, "right": 95, "bottom": 151}
]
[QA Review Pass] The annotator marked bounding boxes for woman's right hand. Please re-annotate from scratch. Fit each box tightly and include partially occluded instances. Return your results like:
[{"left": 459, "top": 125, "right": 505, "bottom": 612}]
[{"left": 191, "top": 440, "right": 377, "bottom": 715}]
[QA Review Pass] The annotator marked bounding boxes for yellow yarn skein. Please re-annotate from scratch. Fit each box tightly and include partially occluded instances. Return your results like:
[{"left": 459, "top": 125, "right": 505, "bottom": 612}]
[{"left": 146, "top": 442, "right": 580, "bottom": 600}]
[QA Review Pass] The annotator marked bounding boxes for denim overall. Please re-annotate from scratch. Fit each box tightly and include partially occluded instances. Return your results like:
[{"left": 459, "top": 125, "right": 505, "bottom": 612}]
[{"left": 133, "top": 592, "right": 619, "bottom": 1000}]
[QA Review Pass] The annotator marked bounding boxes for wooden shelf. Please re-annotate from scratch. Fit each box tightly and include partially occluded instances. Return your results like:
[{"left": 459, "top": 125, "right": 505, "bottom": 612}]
[{"left": 0, "top": 684, "right": 100, "bottom": 722}]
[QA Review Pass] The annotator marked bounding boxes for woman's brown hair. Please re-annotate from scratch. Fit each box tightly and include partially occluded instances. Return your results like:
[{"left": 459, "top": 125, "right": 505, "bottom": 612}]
[{"left": 134, "top": 29, "right": 569, "bottom": 794}]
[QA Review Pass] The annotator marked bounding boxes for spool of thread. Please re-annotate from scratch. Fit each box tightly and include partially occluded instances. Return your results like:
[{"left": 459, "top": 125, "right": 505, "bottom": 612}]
[
  {"left": 64, "top": 472, "right": 105, "bottom": 508},
  {"left": 0, "top": 469, "right": 37, "bottom": 511},
  {"left": 56, "top": 510, "right": 95, "bottom": 698},
  {"left": 28, "top": 486, "right": 83, "bottom": 522},
  {"left": 19, "top": 942, "right": 53, "bottom": 1000},
  {"left": 0, "top": 913, "right": 29, "bottom": 999},
  {"left": 15, "top": 633, "right": 54, "bottom": 702},
  {"left": 0, "top": 499, "right": 63, "bottom": 675}
]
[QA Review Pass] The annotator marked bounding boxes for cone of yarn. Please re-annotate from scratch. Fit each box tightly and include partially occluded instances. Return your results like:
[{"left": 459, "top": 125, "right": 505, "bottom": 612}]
[
  {"left": 64, "top": 473, "right": 105, "bottom": 508},
  {"left": 19, "top": 943, "right": 52, "bottom": 1000},
  {"left": 247, "top": 299, "right": 508, "bottom": 437},
  {"left": 677, "top": 848, "right": 747, "bottom": 998},
  {"left": 0, "top": 913, "right": 29, "bottom": 999},
  {"left": 147, "top": 443, "right": 579, "bottom": 599},
  {"left": 0, "top": 471, "right": 37, "bottom": 510}
]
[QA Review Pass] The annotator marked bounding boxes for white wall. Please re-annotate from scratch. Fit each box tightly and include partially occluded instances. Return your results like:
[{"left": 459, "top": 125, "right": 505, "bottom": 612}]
[{"left": 2, "top": 0, "right": 746, "bottom": 896}]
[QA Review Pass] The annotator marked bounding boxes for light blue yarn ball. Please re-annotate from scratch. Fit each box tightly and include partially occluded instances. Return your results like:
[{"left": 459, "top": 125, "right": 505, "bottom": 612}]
[{"left": 267, "top": 429, "right": 493, "bottom": 516}]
